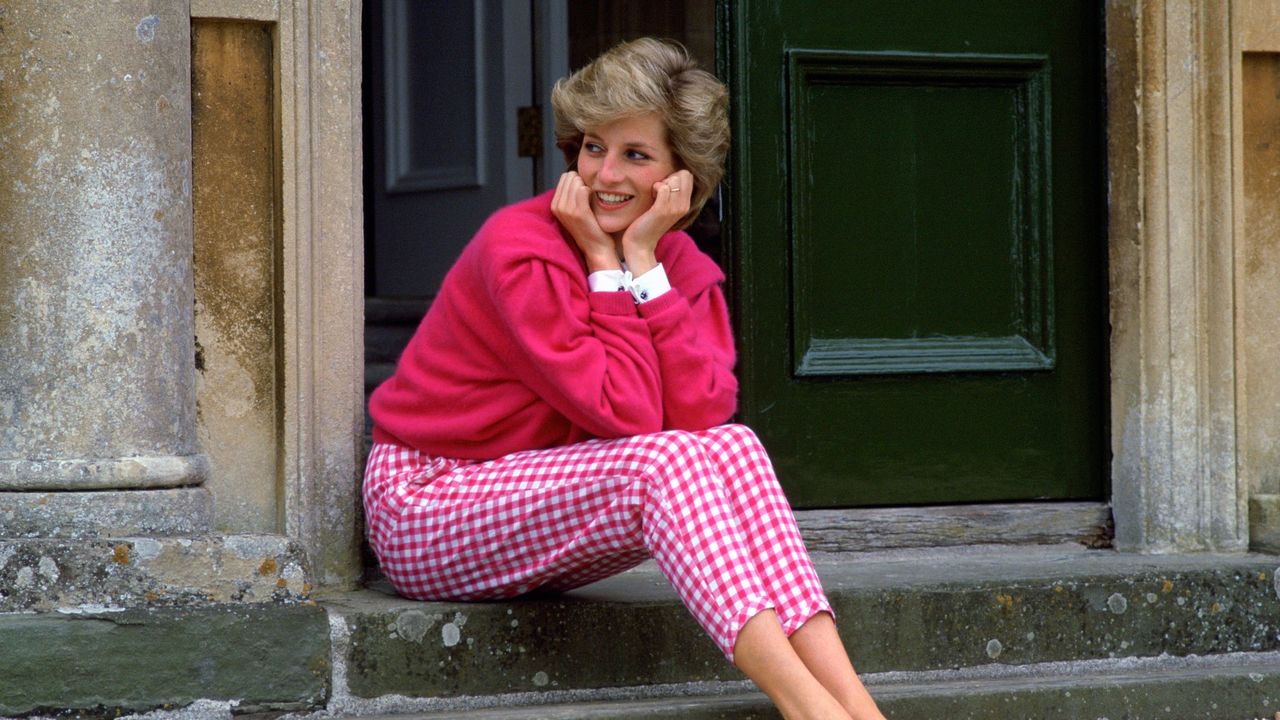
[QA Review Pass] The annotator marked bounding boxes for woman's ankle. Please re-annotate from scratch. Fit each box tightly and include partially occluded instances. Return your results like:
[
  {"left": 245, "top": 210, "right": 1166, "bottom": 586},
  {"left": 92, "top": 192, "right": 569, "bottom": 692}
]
[{"left": 733, "top": 611, "right": 852, "bottom": 720}]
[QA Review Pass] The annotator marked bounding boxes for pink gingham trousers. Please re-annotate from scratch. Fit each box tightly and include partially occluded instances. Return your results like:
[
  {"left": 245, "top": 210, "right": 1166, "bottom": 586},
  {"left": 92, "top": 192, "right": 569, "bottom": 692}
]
[{"left": 362, "top": 423, "right": 831, "bottom": 661}]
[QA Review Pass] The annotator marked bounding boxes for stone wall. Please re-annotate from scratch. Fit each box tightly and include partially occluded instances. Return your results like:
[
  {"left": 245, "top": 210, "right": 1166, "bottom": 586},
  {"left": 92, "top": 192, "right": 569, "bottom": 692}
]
[{"left": 3, "top": 0, "right": 1280, "bottom": 608}]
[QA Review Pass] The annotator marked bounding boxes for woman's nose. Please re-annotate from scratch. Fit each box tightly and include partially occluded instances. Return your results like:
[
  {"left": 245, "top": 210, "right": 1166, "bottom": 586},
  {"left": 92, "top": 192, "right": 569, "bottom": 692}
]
[{"left": 598, "top": 154, "right": 624, "bottom": 184}]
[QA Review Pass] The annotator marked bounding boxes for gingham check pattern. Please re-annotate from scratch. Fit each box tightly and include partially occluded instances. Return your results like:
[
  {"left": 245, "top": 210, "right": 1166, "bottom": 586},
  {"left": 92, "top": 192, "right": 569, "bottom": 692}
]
[{"left": 363, "top": 424, "right": 832, "bottom": 660}]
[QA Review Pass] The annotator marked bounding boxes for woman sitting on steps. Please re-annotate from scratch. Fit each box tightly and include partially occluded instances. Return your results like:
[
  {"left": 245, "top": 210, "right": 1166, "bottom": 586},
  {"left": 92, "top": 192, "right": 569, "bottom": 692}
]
[{"left": 363, "top": 37, "right": 888, "bottom": 720}]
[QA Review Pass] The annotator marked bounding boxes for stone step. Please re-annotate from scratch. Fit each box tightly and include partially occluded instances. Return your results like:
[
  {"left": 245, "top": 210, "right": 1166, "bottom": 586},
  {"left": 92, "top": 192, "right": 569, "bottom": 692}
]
[
  {"left": 0, "top": 602, "right": 330, "bottom": 717},
  {"left": 366, "top": 360, "right": 396, "bottom": 395},
  {"left": 366, "top": 297, "right": 431, "bottom": 326},
  {"left": 364, "top": 297, "right": 428, "bottom": 397},
  {"left": 328, "top": 652, "right": 1280, "bottom": 719},
  {"left": 319, "top": 545, "right": 1280, "bottom": 710},
  {"left": 6, "top": 545, "right": 1279, "bottom": 718},
  {"left": 364, "top": 297, "right": 427, "bottom": 364},
  {"left": 0, "top": 536, "right": 324, "bottom": 718},
  {"left": 365, "top": 325, "right": 417, "bottom": 365}
]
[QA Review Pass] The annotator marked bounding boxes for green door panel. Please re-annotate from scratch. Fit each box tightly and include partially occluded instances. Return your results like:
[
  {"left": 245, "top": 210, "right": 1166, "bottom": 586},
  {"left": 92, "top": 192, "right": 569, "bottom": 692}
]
[{"left": 723, "top": 1, "right": 1107, "bottom": 507}]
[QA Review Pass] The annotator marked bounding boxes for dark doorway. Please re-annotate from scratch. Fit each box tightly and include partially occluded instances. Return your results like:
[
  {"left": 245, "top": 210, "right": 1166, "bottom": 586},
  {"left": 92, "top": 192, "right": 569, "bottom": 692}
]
[{"left": 362, "top": 1, "right": 720, "bottom": 394}]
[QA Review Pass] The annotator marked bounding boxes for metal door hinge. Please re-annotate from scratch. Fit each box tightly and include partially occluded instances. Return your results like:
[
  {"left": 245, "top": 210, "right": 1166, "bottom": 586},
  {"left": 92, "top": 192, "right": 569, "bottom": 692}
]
[{"left": 518, "top": 105, "right": 543, "bottom": 158}]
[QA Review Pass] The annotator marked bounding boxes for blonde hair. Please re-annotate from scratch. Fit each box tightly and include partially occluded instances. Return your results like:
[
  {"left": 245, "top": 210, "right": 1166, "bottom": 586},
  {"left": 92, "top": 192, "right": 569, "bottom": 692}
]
[{"left": 550, "top": 38, "right": 729, "bottom": 231}]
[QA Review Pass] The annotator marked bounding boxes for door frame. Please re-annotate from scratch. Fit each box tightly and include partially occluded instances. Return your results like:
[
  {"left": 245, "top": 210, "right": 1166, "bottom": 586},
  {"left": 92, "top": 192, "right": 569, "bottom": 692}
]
[
  {"left": 192, "top": 0, "right": 1275, "bottom": 590},
  {"left": 714, "top": 0, "right": 1258, "bottom": 552}
]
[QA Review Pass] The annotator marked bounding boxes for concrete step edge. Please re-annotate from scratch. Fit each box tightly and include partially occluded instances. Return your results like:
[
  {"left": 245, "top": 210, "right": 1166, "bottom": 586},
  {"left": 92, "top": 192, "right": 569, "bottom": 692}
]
[
  {"left": 365, "top": 298, "right": 430, "bottom": 325},
  {"left": 295, "top": 650, "right": 1280, "bottom": 719},
  {"left": 868, "top": 648, "right": 1280, "bottom": 697},
  {"left": 320, "top": 548, "right": 1280, "bottom": 701}
]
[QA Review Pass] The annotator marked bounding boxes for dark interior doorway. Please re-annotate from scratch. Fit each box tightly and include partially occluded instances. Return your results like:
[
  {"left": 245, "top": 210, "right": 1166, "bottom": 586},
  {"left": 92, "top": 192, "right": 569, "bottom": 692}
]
[{"left": 362, "top": 0, "right": 720, "bottom": 400}]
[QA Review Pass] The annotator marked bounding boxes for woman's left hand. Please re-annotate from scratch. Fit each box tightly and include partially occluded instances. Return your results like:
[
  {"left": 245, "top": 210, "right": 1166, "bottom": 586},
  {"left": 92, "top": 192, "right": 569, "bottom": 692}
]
[{"left": 621, "top": 169, "right": 694, "bottom": 275}]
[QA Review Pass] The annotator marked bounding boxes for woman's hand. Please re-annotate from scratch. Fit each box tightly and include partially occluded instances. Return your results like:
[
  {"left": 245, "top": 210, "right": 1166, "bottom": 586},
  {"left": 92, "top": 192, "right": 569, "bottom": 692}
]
[
  {"left": 621, "top": 169, "right": 694, "bottom": 276},
  {"left": 551, "top": 171, "right": 620, "bottom": 272}
]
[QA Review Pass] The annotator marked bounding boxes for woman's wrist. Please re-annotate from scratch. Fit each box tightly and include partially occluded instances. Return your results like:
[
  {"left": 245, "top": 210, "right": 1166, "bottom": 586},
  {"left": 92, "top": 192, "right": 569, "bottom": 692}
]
[
  {"left": 583, "top": 250, "right": 622, "bottom": 273},
  {"left": 621, "top": 246, "right": 658, "bottom": 276}
]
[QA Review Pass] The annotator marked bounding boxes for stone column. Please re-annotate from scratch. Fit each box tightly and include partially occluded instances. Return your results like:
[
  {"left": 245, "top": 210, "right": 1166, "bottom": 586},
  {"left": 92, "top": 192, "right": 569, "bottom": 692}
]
[
  {"left": 1106, "top": 0, "right": 1247, "bottom": 553},
  {"left": 0, "top": 1, "right": 210, "bottom": 536}
]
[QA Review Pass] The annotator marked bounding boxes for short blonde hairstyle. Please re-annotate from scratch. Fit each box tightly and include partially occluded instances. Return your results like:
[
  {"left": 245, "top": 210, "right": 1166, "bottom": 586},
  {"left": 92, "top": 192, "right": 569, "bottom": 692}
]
[{"left": 551, "top": 38, "right": 729, "bottom": 231}]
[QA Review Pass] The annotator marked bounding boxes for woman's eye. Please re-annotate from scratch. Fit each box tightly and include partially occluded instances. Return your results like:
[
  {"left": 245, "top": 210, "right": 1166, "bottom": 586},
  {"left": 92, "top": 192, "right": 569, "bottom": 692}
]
[
  {"left": 584, "top": 142, "right": 604, "bottom": 154},
  {"left": 626, "top": 150, "right": 650, "bottom": 161}
]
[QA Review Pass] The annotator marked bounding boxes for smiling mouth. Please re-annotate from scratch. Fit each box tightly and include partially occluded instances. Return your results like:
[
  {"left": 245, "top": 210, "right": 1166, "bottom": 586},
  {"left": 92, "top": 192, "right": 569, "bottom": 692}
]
[{"left": 595, "top": 191, "right": 633, "bottom": 206}]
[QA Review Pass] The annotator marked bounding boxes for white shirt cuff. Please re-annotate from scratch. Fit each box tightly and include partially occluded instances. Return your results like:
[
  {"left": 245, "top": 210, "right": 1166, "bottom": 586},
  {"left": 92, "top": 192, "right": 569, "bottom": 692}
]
[
  {"left": 588, "top": 268, "right": 630, "bottom": 293},
  {"left": 587, "top": 263, "right": 671, "bottom": 303},
  {"left": 628, "top": 263, "right": 671, "bottom": 303}
]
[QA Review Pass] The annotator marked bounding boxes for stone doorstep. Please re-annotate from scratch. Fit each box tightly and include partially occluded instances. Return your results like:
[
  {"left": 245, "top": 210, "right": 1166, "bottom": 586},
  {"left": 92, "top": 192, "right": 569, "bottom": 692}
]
[
  {"left": 0, "top": 603, "right": 331, "bottom": 718},
  {"left": 0, "top": 535, "right": 322, "bottom": 716},
  {"left": 4, "top": 544, "right": 1280, "bottom": 718},
  {"left": 313, "top": 652, "right": 1280, "bottom": 719},
  {"left": 322, "top": 545, "right": 1280, "bottom": 703}
]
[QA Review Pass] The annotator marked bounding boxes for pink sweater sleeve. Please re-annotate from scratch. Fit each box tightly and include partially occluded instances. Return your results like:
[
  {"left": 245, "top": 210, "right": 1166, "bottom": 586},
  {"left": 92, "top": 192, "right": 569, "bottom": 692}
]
[
  {"left": 488, "top": 257, "right": 666, "bottom": 438},
  {"left": 638, "top": 284, "right": 739, "bottom": 430}
]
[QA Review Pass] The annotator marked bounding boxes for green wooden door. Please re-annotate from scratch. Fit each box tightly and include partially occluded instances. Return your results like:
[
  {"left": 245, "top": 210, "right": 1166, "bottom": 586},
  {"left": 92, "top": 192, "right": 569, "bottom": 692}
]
[{"left": 724, "top": 1, "right": 1107, "bottom": 507}]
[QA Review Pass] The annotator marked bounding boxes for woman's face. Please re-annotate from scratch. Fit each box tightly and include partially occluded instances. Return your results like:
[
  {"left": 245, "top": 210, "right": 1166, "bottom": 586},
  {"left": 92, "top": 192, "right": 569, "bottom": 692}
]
[{"left": 576, "top": 113, "right": 679, "bottom": 240}]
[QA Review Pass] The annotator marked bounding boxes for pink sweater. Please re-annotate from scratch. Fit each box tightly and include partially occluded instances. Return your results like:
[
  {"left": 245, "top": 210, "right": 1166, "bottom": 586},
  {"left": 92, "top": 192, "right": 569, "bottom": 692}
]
[{"left": 369, "top": 191, "right": 738, "bottom": 460}]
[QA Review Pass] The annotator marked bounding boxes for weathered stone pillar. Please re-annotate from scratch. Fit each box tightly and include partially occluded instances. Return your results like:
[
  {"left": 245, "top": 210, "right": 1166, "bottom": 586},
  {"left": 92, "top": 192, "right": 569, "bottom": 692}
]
[
  {"left": 1106, "top": 0, "right": 1247, "bottom": 552},
  {"left": 0, "top": 1, "right": 211, "bottom": 535}
]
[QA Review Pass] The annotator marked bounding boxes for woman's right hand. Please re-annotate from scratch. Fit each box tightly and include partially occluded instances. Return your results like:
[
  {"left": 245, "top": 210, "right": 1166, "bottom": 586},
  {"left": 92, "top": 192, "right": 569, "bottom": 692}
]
[{"left": 551, "top": 171, "right": 620, "bottom": 273}]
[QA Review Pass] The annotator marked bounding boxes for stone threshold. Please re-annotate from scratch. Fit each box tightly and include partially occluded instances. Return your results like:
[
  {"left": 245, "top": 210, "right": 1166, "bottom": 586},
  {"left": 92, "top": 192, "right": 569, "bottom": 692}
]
[
  {"left": 795, "top": 501, "right": 1113, "bottom": 552},
  {"left": 307, "top": 651, "right": 1280, "bottom": 719}
]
